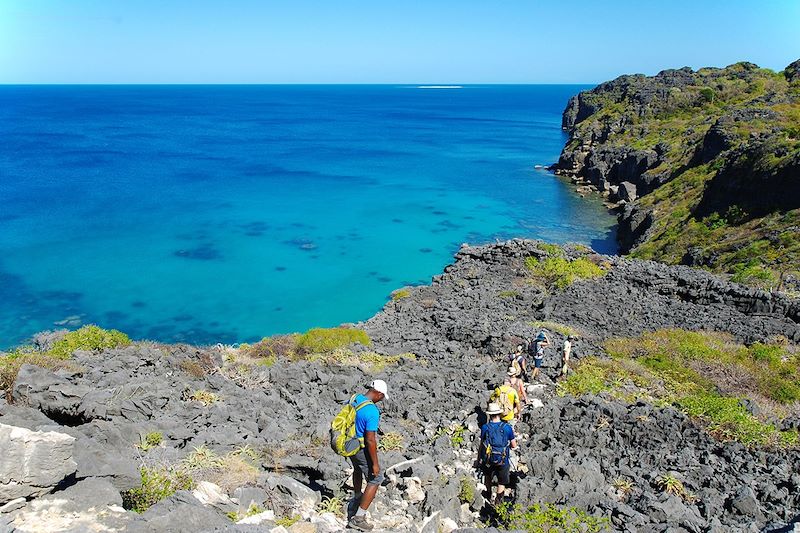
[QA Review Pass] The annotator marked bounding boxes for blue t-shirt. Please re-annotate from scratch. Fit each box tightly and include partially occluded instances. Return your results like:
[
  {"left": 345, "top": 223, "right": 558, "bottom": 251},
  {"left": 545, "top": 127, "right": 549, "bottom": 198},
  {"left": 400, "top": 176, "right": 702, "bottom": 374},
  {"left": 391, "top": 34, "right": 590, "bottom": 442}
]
[
  {"left": 352, "top": 394, "right": 380, "bottom": 438},
  {"left": 480, "top": 421, "right": 515, "bottom": 466}
]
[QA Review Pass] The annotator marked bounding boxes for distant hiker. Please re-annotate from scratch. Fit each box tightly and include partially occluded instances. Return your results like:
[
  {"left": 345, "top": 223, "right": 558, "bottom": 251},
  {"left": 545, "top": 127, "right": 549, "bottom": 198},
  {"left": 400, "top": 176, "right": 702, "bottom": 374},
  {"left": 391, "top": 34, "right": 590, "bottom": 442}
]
[
  {"left": 480, "top": 402, "right": 518, "bottom": 505},
  {"left": 507, "top": 366, "right": 528, "bottom": 405},
  {"left": 561, "top": 336, "right": 573, "bottom": 377},
  {"left": 529, "top": 330, "right": 551, "bottom": 381},
  {"left": 330, "top": 379, "right": 389, "bottom": 531},
  {"left": 490, "top": 377, "right": 521, "bottom": 424},
  {"left": 508, "top": 344, "right": 528, "bottom": 382}
]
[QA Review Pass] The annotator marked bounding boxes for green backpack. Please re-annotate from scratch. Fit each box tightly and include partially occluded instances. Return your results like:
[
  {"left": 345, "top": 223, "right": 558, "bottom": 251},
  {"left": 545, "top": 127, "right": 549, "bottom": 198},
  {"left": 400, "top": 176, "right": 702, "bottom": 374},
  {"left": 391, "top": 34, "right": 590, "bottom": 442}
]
[{"left": 330, "top": 394, "right": 373, "bottom": 457}]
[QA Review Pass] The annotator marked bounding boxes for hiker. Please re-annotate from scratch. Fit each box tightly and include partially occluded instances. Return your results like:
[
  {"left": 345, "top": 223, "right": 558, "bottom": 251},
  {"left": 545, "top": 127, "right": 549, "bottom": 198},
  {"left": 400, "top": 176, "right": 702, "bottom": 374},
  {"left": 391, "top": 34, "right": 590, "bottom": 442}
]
[
  {"left": 480, "top": 401, "right": 518, "bottom": 505},
  {"left": 508, "top": 366, "right": 528, "bottom": 405},
  {"left": 490, "top": 376, "right": 521, "bottom": 424},
  {"left": 561, "top": 336, "right": 573, "bottom": 377},
  {"left": 508, "top": 344, "right": 528, "bottom": 382},
  {"left": 529, "top": 330, "right": 550, "bottom": 381},
  {"left": 331, "top": 379, "right": 388, "bottom": 531}
]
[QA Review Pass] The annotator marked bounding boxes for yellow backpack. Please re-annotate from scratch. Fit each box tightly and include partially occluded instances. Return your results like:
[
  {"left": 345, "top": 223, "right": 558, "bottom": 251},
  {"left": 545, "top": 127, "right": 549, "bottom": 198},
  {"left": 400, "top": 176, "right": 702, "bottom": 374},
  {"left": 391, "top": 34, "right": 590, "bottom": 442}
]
[
  {"left": 491, "top": 385, "right": 514, "bottom": 418},
  {"left": 330, "top": 394, "right": 373, "bottom": 457}
]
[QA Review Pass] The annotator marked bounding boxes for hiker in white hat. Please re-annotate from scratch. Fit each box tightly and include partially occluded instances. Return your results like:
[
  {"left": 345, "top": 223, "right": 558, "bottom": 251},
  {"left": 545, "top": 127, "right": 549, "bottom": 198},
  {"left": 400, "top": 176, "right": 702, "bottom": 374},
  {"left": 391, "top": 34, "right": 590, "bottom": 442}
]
[
  {"left": 345, "top": 379, "right": 388, "bottom": 531},
  {"left": 479, "top": 401, "right": 518, "bottom": 505}
]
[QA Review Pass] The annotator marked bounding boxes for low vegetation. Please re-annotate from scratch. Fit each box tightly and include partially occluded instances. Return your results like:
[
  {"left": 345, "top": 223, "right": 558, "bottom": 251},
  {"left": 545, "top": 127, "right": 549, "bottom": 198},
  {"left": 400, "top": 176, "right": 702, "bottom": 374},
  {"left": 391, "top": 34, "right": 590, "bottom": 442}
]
[
  {"left": 378, "top": 431, "right": 405, "bottom": 451},
  {"left": 433, "top": 423, "right": 467, "bottom": 448},
  {"left": 240, "top": 327, "right": 370, "bottom": 361},
  {"left": 237, "top": 327, "right": 413, "bottom": 373},
  {"left": 188, "top": 390, "right": 220, "bottom": 406},
  {"left": 122, "top": 466, "right": 194, "bottom": 513},
  {"left": 655, "top": 473, "right": 697, "bottom": 503},
  {"left": 0, "top": 325, "right": 130, "bottom": 399},
  {"left": 458, "top": 476, "right": 476, "bottom": 504},
  {"left": 317, "top": 495, "right": 345, "bottom": 517},
  {"left": 138, "top": 431, "right": 164, "bottom": 451},
  {"left": 525, "top": 256, "right": 606, "bottom": 289},
  {"left": 529, "top": 321, "right": 580, "bottom": 338},
  {"left": 557, "top": 329, "right": 800, "bottom": 447},
  {"left": 180, "top": 445, "right": 260, "bottom": 493},
  {"left": 494, "top": 502, "right": 610, "bottom": 532},
  {"left": 391, "top": 288, "right": 411, "bottom": 300},
  {"left": 47, "top": 325, "right": 131, "bottom": 358}
]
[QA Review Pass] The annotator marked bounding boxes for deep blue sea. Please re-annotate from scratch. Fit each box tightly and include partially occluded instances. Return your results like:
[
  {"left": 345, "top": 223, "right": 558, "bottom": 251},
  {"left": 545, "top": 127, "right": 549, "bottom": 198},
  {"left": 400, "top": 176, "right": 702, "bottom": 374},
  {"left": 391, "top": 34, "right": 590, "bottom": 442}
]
[{"left": 0, "top": 85, "right": 616, "bottom": 349}]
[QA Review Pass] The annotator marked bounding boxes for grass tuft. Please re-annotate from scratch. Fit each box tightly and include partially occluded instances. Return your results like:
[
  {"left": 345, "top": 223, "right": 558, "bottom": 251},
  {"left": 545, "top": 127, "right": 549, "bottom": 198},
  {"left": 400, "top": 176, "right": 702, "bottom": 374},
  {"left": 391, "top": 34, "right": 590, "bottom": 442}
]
[
  {"left": 494, "top": 502, "right": 610, "bottom": 532},
  {"left": 526, "top": 256, "right": 606, "bottom": 289}
]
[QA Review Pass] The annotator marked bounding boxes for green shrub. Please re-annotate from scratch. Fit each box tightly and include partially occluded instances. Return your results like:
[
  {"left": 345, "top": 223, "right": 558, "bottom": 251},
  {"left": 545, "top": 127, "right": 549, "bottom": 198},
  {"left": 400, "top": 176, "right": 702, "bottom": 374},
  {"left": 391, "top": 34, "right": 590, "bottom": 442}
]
[
  {"left": 189, "top": 390, "right": 219, "bottom": 406},
  {"left": 498, "top": 290, "right": 520, "bottom": 299},
  {"left": 275, "top": 515, "right": 300, "bottom": 527},
  {"left": 432, "top": 423, "right": 467, "bottom": 448},
  {"left": 526, "top": 256, "right": 605, "bottom": 289},
  {"left": 391, "top": 288, "right": 411, "bottom": 300},
  {"left": 495, "top": 502, "right": 610, "bottom": 532},
  {"left": 731, "top": 262, "right": 778, "bottom": 288},
  {"left": 458, "top": 476, "right": 476, "bottom": 504},
  {"left": 295, "top": 327, "right": 371, "bottom": 353},
  {"left": 139, "top": 431, "right": 163, "bottom": 451},
  {"left": 48, "top": 325, "right": 131, "bottom": 359},
  {"left": 537, "top": 243, "right": 565, "bottom": 257},
  {"left": 122, "top": 466, "right": 194, "bottom": 513}
]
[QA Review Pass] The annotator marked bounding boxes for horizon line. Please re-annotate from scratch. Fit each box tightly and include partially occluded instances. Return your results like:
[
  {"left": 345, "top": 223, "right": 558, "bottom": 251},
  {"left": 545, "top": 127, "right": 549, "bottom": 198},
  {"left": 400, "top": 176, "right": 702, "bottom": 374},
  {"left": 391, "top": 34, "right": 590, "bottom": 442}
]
[{"left": 0, "top": 82, "right": 600, "bottom": 87}]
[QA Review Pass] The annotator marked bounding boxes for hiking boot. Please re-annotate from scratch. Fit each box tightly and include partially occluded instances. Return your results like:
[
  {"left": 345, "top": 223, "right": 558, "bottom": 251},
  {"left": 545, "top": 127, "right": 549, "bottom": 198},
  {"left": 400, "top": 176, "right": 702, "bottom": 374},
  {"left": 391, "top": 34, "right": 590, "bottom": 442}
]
[{"left": 348, "top": 515, "right": 374, "bottom": 531}]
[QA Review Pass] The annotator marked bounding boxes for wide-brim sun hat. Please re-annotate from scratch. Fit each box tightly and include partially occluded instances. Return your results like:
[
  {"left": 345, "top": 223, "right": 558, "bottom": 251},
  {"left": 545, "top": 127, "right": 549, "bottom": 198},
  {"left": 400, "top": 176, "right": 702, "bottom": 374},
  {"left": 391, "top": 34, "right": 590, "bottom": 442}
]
[
  {"left": 486, "top": 402, "right": 503, "bottom": 415},
  {"left": 507, "top": 366, "right": 519, "bottom": 376},
  {"left": 366, "top": 379, "right": 389, "bottom": 400}
]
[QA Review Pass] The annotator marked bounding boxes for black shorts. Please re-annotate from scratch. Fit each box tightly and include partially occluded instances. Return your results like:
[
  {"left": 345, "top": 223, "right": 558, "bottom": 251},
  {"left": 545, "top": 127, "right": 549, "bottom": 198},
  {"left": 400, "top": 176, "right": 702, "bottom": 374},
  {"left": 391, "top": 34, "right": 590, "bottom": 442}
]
[
  {"left": 482, "top": 463, "right": 511, "bottom": 485},
  {"left": 350, "top": 448, "right": 385, "bottom": 486}
]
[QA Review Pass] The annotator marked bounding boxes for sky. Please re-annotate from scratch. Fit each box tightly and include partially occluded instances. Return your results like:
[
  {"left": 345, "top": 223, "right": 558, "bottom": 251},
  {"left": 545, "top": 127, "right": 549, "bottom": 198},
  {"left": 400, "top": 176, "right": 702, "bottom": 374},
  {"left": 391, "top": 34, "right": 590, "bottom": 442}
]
[{"left": 1, "top": 0, "right": 798, "bottom": 84}]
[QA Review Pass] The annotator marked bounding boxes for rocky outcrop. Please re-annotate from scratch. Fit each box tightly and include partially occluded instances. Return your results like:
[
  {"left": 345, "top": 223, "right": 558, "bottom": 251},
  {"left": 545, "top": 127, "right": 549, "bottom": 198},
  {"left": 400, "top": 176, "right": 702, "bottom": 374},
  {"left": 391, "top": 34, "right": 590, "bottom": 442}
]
[
  {"left": 0, "top": 423, "right": 77, "bottom": 503},
  {"left": 554, "top": 59, "right": 800, "bottom": 278}
]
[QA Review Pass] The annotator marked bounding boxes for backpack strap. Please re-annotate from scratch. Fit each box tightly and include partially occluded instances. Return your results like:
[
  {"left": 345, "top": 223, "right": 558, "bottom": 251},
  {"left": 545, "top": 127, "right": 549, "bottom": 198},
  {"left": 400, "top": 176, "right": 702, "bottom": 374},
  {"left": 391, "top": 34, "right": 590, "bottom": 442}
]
[{"left": 354, "top": 399, "right": 373, "bottom": 411}]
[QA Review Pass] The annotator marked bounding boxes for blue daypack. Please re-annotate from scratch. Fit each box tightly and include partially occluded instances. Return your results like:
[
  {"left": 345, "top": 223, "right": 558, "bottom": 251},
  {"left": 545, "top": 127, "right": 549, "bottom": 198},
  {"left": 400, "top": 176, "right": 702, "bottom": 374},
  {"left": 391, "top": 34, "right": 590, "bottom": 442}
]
[{"left": 481, "top": 422, "right": 510, "bottom": 466}]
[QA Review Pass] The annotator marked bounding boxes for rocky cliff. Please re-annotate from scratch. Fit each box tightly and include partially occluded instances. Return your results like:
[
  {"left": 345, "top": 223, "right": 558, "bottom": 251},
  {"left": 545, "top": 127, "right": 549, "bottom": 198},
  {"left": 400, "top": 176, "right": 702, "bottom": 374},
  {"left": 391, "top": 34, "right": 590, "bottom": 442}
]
[
  {"left": 554, "top": 60, "right": 800, "bottom": 290},
  {"left": 1, "top": 240, "right": 799, "bottom": 532}
]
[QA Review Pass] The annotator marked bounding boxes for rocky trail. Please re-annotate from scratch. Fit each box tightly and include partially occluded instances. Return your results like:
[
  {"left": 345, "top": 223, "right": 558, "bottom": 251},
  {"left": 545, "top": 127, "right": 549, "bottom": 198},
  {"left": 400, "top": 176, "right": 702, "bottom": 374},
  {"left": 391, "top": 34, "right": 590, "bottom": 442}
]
[{"left": 1, "top": 240, "right": 799, "bottom": 532}]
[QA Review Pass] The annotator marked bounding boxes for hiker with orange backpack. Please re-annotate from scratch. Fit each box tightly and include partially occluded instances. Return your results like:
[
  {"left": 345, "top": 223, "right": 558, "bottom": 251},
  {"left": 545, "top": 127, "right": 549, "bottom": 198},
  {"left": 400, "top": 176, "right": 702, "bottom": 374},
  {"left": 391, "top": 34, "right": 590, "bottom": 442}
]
[
  {"left": 330, "top": 380, "right": 388, "bottom": 531},
  {"left": 480, "top": 402, "right": 518, "bottom": 505}
]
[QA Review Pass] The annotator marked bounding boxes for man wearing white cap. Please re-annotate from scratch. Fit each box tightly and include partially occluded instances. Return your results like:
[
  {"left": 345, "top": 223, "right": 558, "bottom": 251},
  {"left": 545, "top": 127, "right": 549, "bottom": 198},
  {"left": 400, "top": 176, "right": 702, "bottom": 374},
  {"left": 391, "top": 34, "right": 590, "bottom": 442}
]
[{"left": 347, "top": 379, "right": 388, "bottom": 531}]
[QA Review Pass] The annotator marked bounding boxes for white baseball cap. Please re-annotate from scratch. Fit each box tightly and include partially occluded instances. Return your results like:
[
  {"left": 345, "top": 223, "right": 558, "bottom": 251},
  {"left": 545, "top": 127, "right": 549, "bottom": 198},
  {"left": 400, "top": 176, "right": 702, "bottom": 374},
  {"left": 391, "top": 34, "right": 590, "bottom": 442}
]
[{"left": 366, "top": 379, "right": 389, "bottom": 400}]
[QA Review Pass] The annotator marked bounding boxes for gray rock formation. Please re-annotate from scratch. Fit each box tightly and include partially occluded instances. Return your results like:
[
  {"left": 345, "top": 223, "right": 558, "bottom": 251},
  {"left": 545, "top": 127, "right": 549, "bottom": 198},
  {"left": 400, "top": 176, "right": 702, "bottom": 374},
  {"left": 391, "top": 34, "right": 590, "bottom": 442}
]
[{"left": 0, "top": 423, "right": 77, "bottom": 503}]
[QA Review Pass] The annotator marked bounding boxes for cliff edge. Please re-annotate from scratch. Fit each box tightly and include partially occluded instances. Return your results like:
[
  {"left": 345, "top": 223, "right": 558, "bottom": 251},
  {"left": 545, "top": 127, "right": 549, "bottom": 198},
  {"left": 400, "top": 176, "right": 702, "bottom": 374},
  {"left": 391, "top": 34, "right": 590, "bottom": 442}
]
[{"left": 555, "top": 59, "right": 800, "bottom": 291}]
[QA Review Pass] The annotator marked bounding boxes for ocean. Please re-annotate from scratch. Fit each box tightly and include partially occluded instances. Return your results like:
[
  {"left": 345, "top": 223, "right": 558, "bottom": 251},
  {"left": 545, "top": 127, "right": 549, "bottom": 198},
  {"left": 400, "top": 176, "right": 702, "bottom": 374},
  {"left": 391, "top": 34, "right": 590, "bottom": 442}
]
[{"left": 0, "top": 85, "right": 616, "bottom": 348}]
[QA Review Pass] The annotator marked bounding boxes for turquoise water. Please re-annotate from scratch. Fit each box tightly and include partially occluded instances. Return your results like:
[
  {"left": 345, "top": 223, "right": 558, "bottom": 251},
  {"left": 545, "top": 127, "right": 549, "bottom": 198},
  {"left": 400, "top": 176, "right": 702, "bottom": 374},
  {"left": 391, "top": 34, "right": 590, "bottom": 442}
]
[{"left": 0, "top": 85, "right": 615, "bottom": 348}]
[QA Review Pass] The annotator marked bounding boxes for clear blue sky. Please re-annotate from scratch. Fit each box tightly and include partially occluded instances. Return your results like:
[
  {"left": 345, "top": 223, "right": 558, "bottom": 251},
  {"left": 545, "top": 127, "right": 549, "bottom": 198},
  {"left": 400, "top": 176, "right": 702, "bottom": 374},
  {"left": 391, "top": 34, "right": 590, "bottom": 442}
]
[{"left": 1, "top": 0, "right": 798, "bottom": 84}]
